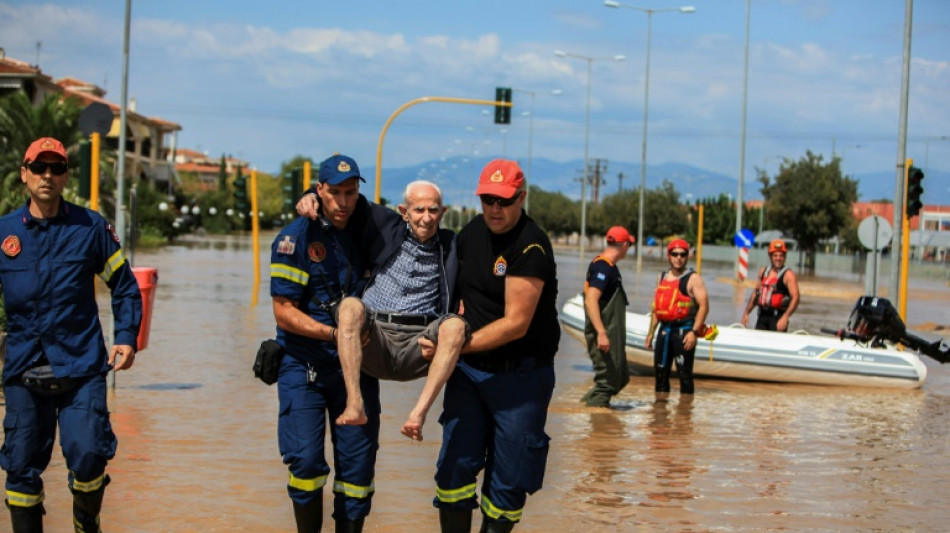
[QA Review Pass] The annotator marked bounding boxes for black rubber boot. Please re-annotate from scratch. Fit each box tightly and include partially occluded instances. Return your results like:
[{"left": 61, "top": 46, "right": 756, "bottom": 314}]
[
  {"left": 334, "top": 517, "right": 364, "bottom": 533},
  {"left": 72, "top": 487, "right": 105, "bottom": 533},
  {"left": 293, "top": 498, "right": 323, "bottom": 533},
  {"left": 439, "top": 508, "right": 472, "bottom": 533},
  {"left": 7, "top": 501, "right": 44, "bottom": 533},
  {"left": 479, "top": 517, "right": 515, "bottom": 533}
]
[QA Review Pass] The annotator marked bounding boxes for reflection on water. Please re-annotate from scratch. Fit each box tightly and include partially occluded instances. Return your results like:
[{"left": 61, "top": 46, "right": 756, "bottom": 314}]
[{"left": 2, "top": 233, "right": 947, "bottom": 532}]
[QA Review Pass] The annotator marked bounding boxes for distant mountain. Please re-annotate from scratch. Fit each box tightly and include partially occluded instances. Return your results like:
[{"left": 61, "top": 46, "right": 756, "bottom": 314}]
[{"left": 363, "top": 157, "right": 946, "bottom": 207}]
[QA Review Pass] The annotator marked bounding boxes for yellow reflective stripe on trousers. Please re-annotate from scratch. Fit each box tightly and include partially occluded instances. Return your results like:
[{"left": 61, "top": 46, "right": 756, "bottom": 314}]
[
  {"left": 333, "top": 479, "right": 375, "bottom": 498},
  {"left": 70, "top": 472, "right": 107, "bottom": 493},
  {"left": 435, "top": 483, "right": 477, "bottom": 503},
  {"left": 271, "top": 263, "right": 310, "bottom": 286},
  {"left": 480, "top": 494, "right": 523, "bottom": 522},
  {"left": 98, "top": 249, "right": 126, "bottom": 283},
  {"left": 288, "top": 472, "right": 328, "bottom": 492},
  {"left": 5, "top": 489, "right": 44, "bottom": 507}
]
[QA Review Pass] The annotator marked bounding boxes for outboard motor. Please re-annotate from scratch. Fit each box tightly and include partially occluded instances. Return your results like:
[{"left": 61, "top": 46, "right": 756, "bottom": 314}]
[{"left": 835, "top": 296, "right": 950, "bottom": 364}]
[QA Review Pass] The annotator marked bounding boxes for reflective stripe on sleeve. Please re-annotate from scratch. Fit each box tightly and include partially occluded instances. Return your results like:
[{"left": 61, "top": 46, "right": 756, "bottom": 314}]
[
  {"left": 271, "top": 263, "right": 310, "bottom": 286},
  {"left": 435, "top": 482, "right": 477, "bottom": 504},
  {"left": 98, "top": 249, "right": 126, "bottom": 283}
]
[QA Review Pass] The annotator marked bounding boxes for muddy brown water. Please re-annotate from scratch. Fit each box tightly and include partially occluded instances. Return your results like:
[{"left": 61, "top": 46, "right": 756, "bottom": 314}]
[{"left": 2, "top": 233, "right": 948, "bottom": 532}]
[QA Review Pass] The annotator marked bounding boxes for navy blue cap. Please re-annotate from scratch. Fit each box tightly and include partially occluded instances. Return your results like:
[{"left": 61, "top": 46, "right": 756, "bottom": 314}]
[{"left": 318, "top": 154, "right": 365, "bottom": 185}]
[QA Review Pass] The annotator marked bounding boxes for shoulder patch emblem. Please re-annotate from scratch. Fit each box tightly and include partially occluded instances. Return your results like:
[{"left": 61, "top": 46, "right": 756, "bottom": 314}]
[
  {"left": 106, "top": 223, "right": 121, "bottom": 244},
  {"left": 276, "top": 235, "right": 296, "bottom": 255},
  {"left": 309, "top": 241, "right": 327, "bottom": 263},
  {"left": 493, "top": 255, "right": 507, "bottom": 276},
  {"left": 2, "top": 235, "right": 21, "bottom": 257}
]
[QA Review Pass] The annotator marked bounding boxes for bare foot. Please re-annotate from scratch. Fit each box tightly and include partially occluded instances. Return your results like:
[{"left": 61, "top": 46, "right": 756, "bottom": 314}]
[
  {"left": 400, "top": 411, "right": 426, "bottom": 441},
  {"left": 336, "top": 403, "right": 368, "bottom": 426}
]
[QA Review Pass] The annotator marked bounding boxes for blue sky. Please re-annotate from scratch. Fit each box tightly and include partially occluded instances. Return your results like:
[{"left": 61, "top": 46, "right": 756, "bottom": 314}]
[{"left": 1, "top": 0, "right": 948, "bottom": 202}]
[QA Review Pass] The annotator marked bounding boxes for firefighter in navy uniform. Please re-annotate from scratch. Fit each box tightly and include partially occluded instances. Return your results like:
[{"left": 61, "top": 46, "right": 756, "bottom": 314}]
[
  {"left": 741, "top": 239, "right": 800, "bottom": 332},
  {"left": 645, "top": 239, "right": 709, "bottom": 397},
  {"left": 433, "top": 159, "right": 559, "bottom": 533},
  {"left": 270, "top": 154, "right": 378, "bottom": 533},
  {"left": 0, "top": 137, "right": 142, "bottom": 533}
]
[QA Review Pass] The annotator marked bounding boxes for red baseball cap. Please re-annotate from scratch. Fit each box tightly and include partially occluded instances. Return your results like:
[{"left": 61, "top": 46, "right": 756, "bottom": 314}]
[
  {"left": 476, "top": 159, "right": 524, "bottom": 199},
  {"left": 606, "top": 226, "right": 635, "bottom": 244},
  {"left": 667, "top": 238, "right": 689, "bottom": 253},
  {"left": 23, "top": 137, "right": 68, "bottom": 163}
]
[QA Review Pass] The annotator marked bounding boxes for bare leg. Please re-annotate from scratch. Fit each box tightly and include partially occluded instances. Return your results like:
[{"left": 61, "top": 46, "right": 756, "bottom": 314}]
[
  {"left": 401, "top": 317, "right": 466, "bottom": 440},
  {"left": 335, "top": 297, "right": 368, "bottom": 426}
]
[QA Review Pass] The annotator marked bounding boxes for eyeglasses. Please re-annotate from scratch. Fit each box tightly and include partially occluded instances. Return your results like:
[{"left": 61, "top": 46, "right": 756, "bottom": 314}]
[
  {"left": 479, "top": 193, "right": 520, "bottom": 207},
  {"left": 669, "top": 251, "right": 688, "bottom": 258},
  {"left": 26, "top": 161, "right": 68, "bottom": 175}
]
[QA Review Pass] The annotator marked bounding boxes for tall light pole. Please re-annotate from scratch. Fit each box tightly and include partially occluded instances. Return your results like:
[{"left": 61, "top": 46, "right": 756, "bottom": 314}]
[
  {"left": 554, "top": 51, "right": 625, "bottom": 261},
  {"left": 605, "top": 1, "right": 696, "bottom": 272},
  {"left": 512, "top": 88, "right": 562, "bottom": 214}
]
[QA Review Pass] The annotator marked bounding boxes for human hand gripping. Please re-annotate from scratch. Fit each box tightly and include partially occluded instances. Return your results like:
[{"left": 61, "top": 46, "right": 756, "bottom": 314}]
[
  {"left": 295, "top": 192, "right": 319, "bottom": 220},
  {"left": 109, "top": 344, "right": 136, "bottom": 371}
]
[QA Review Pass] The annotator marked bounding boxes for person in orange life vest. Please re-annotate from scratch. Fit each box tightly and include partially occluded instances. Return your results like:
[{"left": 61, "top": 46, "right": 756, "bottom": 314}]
[
  {"left": 741, "top": 239, "right": 800, "bottom": 332},
  {"left": 645, "top": 239, "right": 709, "bottom": 396},
  {"left": 580, "top": 225, "right": 634, "bottom": 408}
]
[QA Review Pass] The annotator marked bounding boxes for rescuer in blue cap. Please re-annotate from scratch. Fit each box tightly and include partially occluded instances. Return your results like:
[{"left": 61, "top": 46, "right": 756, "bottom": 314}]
[
  {"left": 270, "top": 153, "right": 377, "bottom": 532},
  {"left": 0, "top": 137, "right": 142, "bottom": 532}
]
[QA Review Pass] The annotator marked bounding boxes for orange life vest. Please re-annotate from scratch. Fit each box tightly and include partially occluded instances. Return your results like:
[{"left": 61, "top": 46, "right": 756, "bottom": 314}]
[
  {"left": 653, "top": 269, "right": 695, "bottom": 323},
  {"left": 757, "top": 266, "right": 790, "bottom": 310}
]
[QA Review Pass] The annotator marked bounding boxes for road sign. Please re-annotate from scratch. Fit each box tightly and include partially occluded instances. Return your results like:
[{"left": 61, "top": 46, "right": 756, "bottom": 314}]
[
  {"left": 79, "top": 102, "right": 114, "bottom": 137},
  {"left": 857, "top": 215, "right": 892, "bottom": 251},
  {"left": 734, "top": 228, "right": 755, "bottom": 248}
]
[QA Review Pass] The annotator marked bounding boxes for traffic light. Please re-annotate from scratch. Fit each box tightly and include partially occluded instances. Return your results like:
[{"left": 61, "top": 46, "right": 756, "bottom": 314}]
[
  {"left": 282, "top": 168, "right": 303, "bottom": 215},
  {"left": 77, "top": 139, "right": 91, "bottom": 199},
  {"left": 494, "top": 87, "right": 512, "bottom": 124},
  {"left": 233, "top": 173, "right": 248, "bottom": 213},
  {"left": 906, "top": 165, "right": 924, "bottom": 218}
]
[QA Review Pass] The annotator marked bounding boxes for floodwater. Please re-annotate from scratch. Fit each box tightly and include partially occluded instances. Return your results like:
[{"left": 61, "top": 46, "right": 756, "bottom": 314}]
[{"left": 2, "top": 232, "right": 949, "bottom": 532}]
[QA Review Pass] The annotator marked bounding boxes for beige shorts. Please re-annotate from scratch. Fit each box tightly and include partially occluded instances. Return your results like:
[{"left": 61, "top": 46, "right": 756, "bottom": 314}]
[{"left": 360, "top": 313, "right": 467, "bottom": 381}]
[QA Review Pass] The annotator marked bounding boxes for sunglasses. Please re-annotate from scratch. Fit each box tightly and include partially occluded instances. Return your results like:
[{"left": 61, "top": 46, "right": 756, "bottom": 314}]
[
  {"left": 669, "top": 251, "right": 688, "bottom": 258},
  {"left": 479, "top": 193, "right": 520, "bottom": 207},
  {"left": 26, "top": 161, "right": 68, "bottom": 175}
]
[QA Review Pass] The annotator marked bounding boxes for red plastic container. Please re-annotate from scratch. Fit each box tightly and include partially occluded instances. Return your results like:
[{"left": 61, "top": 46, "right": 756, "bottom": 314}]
[{"left": 132, "top": 267, "right": 158, "bottom": 351}]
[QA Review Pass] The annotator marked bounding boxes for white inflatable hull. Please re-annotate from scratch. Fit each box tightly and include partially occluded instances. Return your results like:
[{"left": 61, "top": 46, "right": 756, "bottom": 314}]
[{"left": 559, "top": 294, "right": 927, "bottom": 389}]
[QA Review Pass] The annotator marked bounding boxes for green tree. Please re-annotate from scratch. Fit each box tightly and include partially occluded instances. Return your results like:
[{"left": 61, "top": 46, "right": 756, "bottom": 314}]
[
  {"left": 217, "top": 154, "right": 228, "bottom": 191},
  {"left": 526, "top": 185, "right": 577, "bottom": 238},
  {"left": 759, "top": 150, "right": 858, "bottom": 273}
]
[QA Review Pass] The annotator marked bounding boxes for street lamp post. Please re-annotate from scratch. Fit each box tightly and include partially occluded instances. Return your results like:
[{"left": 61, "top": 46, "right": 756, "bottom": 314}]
[
  {"left": 553, "top": 51, "right": 625, "bottom": 261},
  {"left": 605, "top": 0, "right": 696, "bottom": 272}
]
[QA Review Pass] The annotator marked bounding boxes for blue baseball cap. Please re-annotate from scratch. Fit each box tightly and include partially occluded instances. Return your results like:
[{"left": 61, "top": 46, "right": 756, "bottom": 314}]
[{"left": 318, "top": 154, "right": 365, "bottom": 185}]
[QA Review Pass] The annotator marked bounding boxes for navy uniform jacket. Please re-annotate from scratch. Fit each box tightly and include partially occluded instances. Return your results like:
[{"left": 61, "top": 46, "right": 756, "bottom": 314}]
[
  {"left": 0, "top": 201, "right": 142, "bottom": 384},
  {"left": 270, "top": 214, "right": 365, "bottom": 367}
]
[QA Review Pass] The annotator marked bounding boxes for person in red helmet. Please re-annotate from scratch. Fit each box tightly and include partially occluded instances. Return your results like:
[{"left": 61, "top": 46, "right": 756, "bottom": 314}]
[
  {"left": 581, "top": 225, "right": 635, "bottom": 408},
  {"left": 741, "top": 239, "right": 800, "bottom": 331},
  {"left": 645, "top": 239, "right": 709, "bottom": 397}
]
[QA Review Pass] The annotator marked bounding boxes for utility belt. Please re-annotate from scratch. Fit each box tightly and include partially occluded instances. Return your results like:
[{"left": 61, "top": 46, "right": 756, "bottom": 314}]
[
  {"left": 462, "top": 355, "right": 554, "bottom": 373},
  {"left": 371, "top": 312, "right": 438, "bottom": 327},
  {"left": 20, "top": 364, "right": 81, "bottom": 397}
]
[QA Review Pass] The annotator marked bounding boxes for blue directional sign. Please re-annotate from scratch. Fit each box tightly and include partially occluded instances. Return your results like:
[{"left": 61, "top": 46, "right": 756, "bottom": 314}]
[{"left": 734, "top": 228, "right": 755, "bottom": 248}]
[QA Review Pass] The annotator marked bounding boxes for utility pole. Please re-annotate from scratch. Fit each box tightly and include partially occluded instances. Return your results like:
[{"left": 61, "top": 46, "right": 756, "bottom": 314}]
[
  {"left": 591, "top": 158, "right": 607, "bottom": 204},
  {"left": 617, "top": 171, "right": 625, "bottom": 194}
]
